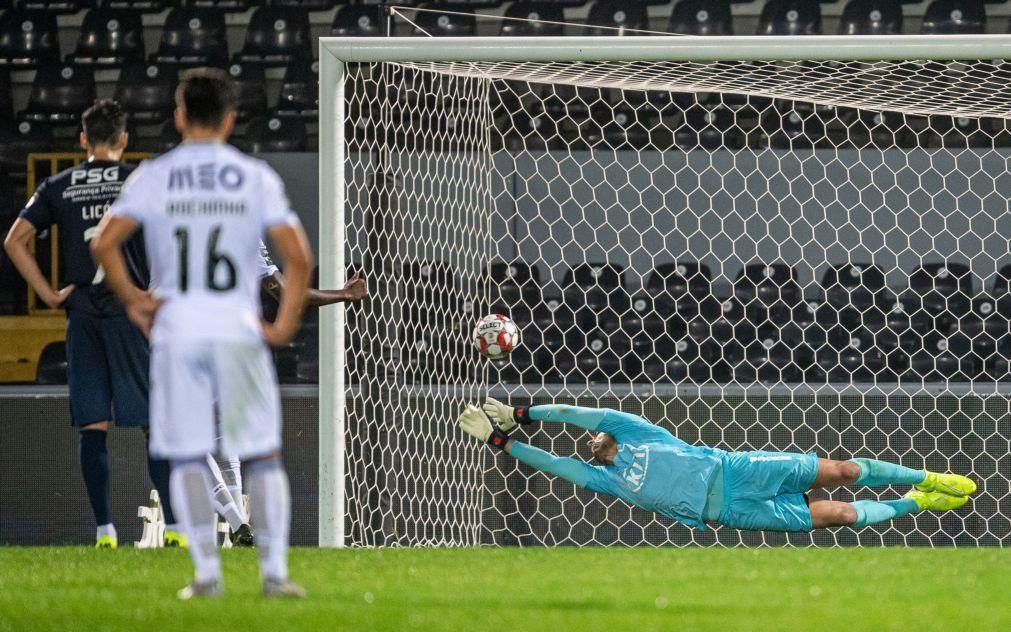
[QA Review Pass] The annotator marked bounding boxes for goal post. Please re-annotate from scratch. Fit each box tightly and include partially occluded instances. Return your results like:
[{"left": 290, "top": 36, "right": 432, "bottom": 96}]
[{"left": 319, "top": 35, "right": 1011, "bottom": 548}]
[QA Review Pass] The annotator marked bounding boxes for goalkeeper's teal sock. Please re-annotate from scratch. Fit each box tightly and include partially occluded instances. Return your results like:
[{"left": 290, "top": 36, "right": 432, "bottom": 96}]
[
  {"left": 849, "top": 458, "right": 926, "bottom": 487},
  {"left": 851, "top": 499, "right": 920, "bottom": 528}
]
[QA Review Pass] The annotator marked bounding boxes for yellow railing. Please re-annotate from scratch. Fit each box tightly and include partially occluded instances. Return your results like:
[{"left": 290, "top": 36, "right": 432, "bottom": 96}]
[{"left": 24, "top": 152, "right": 151, "bottom": 314}]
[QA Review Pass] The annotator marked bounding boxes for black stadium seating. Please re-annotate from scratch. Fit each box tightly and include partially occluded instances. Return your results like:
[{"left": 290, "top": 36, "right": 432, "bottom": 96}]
[
  {"left": 227, "top": 60, "right": 269, "bottom": 122},
  {"left": 153, "top": 8, "right": 229, "bottom": 68},
  {"left": 757, "top": 0, "right": 822, "bottom": 35},
  {"left": 839, "top": 0, "right": 903, "bottom": 35},
  {"left": 69, "top": 9, "right": 145, "bottom": 67},
  {"left": 0, "top": 10, "right": 59, "bottom": 68},
  {"left": 501, "top": 2, "right": 565, "bottom": 37},
  {"left": 238, "top": 7, "right": 311, "bottom": 66},
  {"left": 921, "top": 0, "right": 985, "bottom": 34},
  {"left": 275, "top": 56, "right": 319, "bottom": 121},
  {"left": 586, "top": 0, "right": 649, "bottom": 35},
  {"left": 669, "top": 0, "right": 733, "bottom": 36},
  {"left": 331, "top": 5, "right": 384, "bottom": 38},
  {"left": 414, "top": 4, "right": 477, "bottom": 37},
  {"left": 115, "top": 63, "right": 176, "bottom": 124},
  {"left": 19, "top": 64, "right": 95, "bottom": 127}
]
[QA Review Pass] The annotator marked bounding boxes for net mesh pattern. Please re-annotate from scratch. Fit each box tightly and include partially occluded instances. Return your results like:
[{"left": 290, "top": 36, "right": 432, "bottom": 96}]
[{"left": 341, "top": 58, "right": 1011, "bottom": 547}]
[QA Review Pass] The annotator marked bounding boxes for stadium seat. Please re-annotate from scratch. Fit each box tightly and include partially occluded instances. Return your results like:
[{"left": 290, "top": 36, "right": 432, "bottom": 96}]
[
  {"left": 577, "top": 330, "right": 631, "bottom": 384},
  {"left": 227, "top": 60, "right": 269, "bottom": 122},
  {"left": 908, "top": 262, "right": 975, "bottom": 324},
  {"left": 669, "top": 0, "right": 733, "bottom": 36},
  {"left": 186, "top": 0, "right": 255, "bottom": 12},
  {"left": 532, "top": 296, "right": 576, "bottom": 332},
  {"left": 818, "top": 327, "right": 901, "bottom": 382},
  {"left": 69, "top": 10, "right": 144, "bottom": 68},
  {"left": 838, "top": 0, "right": 902, "bottom": 35},
  {"left": 620, "top": 294, "right": 669, "bottom": 338},
  {"left": 490, "top": 261, "right": 541, "bottom": 323},
  {"left": 840, "top": 108, "right": 914, "bottom": 149},
  {"left": 275, "top": 56, "right": 319, "bottom": 121},
  {"left": 904, "top": 332, "right": 978, "bottom": 381},
  {"left": 646, "top": 262, "right": 713, "bottom": 299},
  {"left": 957, "top": 294, "right": 1007, "bottom": 356},
  {"left": 268, "top": 0, "right": 336, "bottom": 11},
  {"left": 756, "top": 0, "right": 822, "bottom": 36},
  {"left": 92, "top": 0, "right": 169, "bottom": 12},
  {"left": 676, "top": 104, "right": 743, "bottom": 150},
  {"left": 129, "top": 120, "right": 181, "bottom": 154},
  {"left": 820, "top": 263, "right": 889, "bottom": 329},
  {"left": 400, "top": 261, "right": 460, "bottom": 317},
  {"left": 763, "top": 108, "right": 829, "bottom": 149},
  {"left": 238, "top": 117, "right": 307, "bottom": 153},
  {"left": 563, "top": 263, "right": 630, "bottom": 331},
  {"left": 115, "top": 63, "right": 176, "bottom": 124},
  {"left": 414, "top": 4, "right": 476, "bottom": 37},
  {"left": 633, "top": 332, "right": 726, "bottom": 384},
  {"left": 238, "top": 8, "right": 310, "bottom": 66},
  {"left": 501, "top": 2, "right": 565, "bottom": 37},
  {"left": 331, "top": 5, "right": 385, "bottom": 37},
  {"left": 153, "top": 8, "right": 229, "bottom": 68},
  {"left": 921, "top": 0, "right": 985, "bottom": 34},
  {"left": 0, "top": 10, "right": 59, "bottom": 68},
  {"left": 19, "top": 65, "right": 95, "bottom": 128},
  {"left": 0, "top": 120, "right": 52, "bottom": 175},
  {"left": 924, "top": 115, "right": 996, "bottom": 149},
  {"left": 734, "top": 262, "right": 803, "bottom": 321},
  {"left": 586, "top": 0, "right": 649, "bottom": 35},
  {"left": 14, "top": 0, "right": 83, "bottom": 13},
  {"left": 735, "top": 328, "right": 811, "bottom": 384},
  {"left": 0, "top": 68, "right": 11, "bottom": 124},
  {"left": 35, "top": 342, "right": 67, "bottom": 385}
]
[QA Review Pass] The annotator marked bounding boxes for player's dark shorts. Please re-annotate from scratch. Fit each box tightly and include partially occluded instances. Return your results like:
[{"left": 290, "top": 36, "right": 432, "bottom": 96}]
[
  {"left": 717, "top": 450, "right": 820, "bottom": 532},
  {"left": 65, "top": 310, "right": 149, "bottom": 427}
]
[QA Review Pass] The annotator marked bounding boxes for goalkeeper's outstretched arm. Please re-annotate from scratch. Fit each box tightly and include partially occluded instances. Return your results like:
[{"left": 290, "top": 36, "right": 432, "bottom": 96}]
[
  {"left": 483, "top": 399, "right": 607, "bottom": 433},
  {"left": 458, "top": 405, "right": 598, "bottom": 489}
]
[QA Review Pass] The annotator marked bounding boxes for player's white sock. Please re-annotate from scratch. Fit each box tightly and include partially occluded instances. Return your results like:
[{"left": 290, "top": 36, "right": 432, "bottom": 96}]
[
  {"left": 96, "top": 523, "right": 117, "bottom": 540},
  {"left": 222, "top": 456, "right": 245, "bottom": 522},
  {"left": 247, "top": 458, "right": 291, "bottom": 582},
  {"left": 206, "top": 455, "right": 246, "bottom": 531},
  {"left": 170, "top": 460, "right": 221, "bottom": 584}
]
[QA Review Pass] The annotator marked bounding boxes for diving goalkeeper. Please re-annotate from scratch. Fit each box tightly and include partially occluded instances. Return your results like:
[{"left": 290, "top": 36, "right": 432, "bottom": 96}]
[{"left": 459, "top": 400, "right": 976, "bottom": 532}]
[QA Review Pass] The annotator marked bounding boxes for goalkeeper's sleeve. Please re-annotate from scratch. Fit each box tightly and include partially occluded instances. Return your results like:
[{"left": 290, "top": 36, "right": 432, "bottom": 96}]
[
  {"left": 508, "top": 441, "right": 597, "bottom": 489},
  {"left": 524, "top": 404, "right": 607, "bottom": 432}
]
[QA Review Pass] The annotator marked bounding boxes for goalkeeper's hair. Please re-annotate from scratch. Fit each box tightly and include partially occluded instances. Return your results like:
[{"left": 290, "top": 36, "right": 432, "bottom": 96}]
[
  {"left": 81, "top": 99, "right": 126, "bottom": 147},
  {"left": 590, "top": 432, "right": 617, "bottom": 464},
  {"left": 176, "top": 67, "right": 236, "bottom": 128}
]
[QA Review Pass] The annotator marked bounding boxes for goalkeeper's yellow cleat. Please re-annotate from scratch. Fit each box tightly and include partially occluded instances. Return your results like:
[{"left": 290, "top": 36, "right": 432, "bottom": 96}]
[
  {"left": 915, "top": 471, "right": 977, "bottom": 497},
  {"left": 905, "top": 490, "right": 969, "bottom": 512},
  {"left": 95, "top": 535, "right": 118, "bottom": 549},
  {"left": 164, "top": 530, "right": 188, "bottom": 548}
]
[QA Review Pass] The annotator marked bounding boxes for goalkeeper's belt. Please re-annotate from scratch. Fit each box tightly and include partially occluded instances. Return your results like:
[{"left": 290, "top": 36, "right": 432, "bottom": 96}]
[
  {"left": 488, "top": 427, "right": 510, "bottom": 451},
  {"left": 513, "top": 406, "right": 533, "bottom": 426}
]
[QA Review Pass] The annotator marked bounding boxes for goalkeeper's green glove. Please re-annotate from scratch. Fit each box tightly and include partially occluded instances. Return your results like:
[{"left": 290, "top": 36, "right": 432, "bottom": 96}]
[
  {"left": 483, "top": 397, "right": 532, "bottom": 433},
  {"left": 458, "top": 404, "right": 510, "bottom": 451}
]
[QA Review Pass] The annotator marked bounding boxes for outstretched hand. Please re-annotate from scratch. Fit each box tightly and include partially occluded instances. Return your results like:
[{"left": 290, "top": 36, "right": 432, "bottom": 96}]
[
  {"left": 483, "top": 397, "right": 517, "bottom": 432},
  {"left": 459, "top": 404, "right": 510, "bottom": 451},
  {"left": 341, "top": 271, "right": 368, "bottom": 302},
  {"left": 458, "top": 405, "right": 493, "bottom": 442}
]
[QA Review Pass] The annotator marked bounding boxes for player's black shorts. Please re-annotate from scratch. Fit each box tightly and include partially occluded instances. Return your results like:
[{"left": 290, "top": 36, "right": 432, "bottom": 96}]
[{"left": 65, "top": 310, "right": 150, "bottom": 428}]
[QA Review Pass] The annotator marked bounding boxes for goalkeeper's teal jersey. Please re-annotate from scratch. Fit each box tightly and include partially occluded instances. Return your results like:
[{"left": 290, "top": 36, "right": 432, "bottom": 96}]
[{"left": 509, "top": 405, "right": 726, "bottom": 530}]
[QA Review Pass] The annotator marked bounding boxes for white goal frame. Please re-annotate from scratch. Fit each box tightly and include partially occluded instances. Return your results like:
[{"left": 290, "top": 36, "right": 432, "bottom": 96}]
[{"left": 317, "top": 34, "right": 1011, "bottom": 547}]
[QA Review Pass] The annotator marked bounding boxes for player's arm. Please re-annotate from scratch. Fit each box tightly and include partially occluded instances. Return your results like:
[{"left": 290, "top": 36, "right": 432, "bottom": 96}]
[
  {"left": 260, "top": 269, "right": 368, "bottom": 307},
  {"left": 3, "top": 218, "right": 74, "bottom": 309},
  {"left": 262, "top": 222, "right": 313, "bottom": 347},
  {"left": 458, "top": 405, "right": 596, "bottom": 488},
  {"left": 89, "top": 214, "right": 159, "bottom": 336},
  {"left": 483, "top": 398, "right": 663, "bottom": 441}
]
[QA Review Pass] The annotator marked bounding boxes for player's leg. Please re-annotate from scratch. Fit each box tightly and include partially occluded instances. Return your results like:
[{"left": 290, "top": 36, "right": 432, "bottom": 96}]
[
  {"left": 100, "top": 313, "right": 183, "bottom": 544},
  {"left": 206, "top": 453, "right": 254, "bottom": 545},
  {"left": 67, "top": 311, "right": 117, "bottom": 547},
  {"left": 219, "top": 455, "right": 245, "bottom": 520},
  {"left": 810, "top": 457, "right": 975, "bottom": 496},
  {"left": 216, "top": 341, "right": 302, "bottom": 597},
  {"left": 150, "top": 341, "right": 222, "bottom": 598}
]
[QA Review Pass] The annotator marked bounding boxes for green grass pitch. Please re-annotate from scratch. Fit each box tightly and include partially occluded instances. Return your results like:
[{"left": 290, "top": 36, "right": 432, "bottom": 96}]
[{"left": 1, "top": 547, "right": 1008, "bottom": 631}]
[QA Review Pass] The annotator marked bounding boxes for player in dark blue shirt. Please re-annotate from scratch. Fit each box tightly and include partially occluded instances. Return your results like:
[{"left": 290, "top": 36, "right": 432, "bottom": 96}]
[{"left": 3, "top": 100, "right": 179, "bottom": 548}]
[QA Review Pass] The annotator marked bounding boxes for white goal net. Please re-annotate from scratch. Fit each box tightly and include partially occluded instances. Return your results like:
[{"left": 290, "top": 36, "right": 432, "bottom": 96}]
[{"left": 323, "top": 36, "right": 1011, "bottom": 547}]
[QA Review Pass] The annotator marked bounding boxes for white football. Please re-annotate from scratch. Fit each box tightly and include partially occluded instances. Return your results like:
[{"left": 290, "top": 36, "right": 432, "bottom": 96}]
[{"left": 473, "top": 314, "right": 520, "bottom": 359}]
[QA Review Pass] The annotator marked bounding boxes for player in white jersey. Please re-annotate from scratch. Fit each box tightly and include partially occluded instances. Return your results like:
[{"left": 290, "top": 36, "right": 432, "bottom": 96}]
[{"left": 92, "top": 68, "right": 311, "bottom": 599}]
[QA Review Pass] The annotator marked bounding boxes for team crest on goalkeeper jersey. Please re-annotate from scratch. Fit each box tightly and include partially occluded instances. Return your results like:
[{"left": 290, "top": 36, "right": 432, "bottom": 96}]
[{"left": 619, "top": 445, "right": 650, "bottom": 492}]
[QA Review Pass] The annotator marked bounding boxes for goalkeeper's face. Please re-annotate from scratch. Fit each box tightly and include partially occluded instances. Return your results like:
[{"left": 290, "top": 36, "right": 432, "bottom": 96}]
[{"left": 587, "top": 432, "right": 617, "bottom": 465}]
